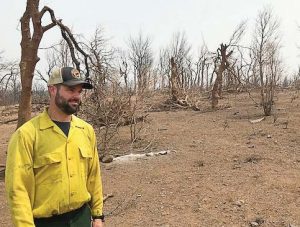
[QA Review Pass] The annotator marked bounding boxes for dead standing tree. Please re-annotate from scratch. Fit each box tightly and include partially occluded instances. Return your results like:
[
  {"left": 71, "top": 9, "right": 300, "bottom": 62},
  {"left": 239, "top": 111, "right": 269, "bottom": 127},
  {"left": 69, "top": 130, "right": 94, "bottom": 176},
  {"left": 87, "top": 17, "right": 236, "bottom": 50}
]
[
  {"left": 159, "top": 32, "right": 191, "bottom": 104},
  {"left": 157, "top": 49, "right": 170, "bottom": 89},
  {"left": 18, "top": 0, "right": 89, "bottom": 128},
  {"left": 118, "top": 50, "right": 129, "bottom": 89},
  {"left": 128, "top": 32, "right": 153, "bottom": 95},
  {"left": 0, "top": 61, "right": 20, "bottom": 105},
  {"left": 252, "top": 7, "right": 281, "bottom": 116},
  {"left": 195, "top": 44, "right": 209, "bottom": 90},
  {"left": 87, "top": 26, "right": 115, "bottom": 89},
  {"left": 169, "top": 32, "right": 192, "bottom": 92},
  {"left": 211, "top": 21, "right": 246, "bottom": 109},
  {"left": 170, "top": 57, "right": 184, "bottom": 101},
  {"left": 211, "top": 43, "right": 232, "bottom": 108}
]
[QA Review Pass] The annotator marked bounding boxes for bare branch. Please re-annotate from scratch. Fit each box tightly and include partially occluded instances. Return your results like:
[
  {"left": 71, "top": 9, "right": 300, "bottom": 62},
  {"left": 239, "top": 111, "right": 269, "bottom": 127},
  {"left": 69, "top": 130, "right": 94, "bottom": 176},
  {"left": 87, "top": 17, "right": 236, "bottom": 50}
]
[{"left": 228, "top": 20, "right": 247, "bottom": 46}]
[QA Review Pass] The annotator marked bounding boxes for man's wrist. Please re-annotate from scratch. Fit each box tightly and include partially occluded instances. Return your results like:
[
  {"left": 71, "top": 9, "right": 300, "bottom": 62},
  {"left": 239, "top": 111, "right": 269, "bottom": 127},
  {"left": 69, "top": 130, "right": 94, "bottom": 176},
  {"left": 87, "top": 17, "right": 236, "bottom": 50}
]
[{"left": 92, "top": 214, "right": 105, "bottom": 222}]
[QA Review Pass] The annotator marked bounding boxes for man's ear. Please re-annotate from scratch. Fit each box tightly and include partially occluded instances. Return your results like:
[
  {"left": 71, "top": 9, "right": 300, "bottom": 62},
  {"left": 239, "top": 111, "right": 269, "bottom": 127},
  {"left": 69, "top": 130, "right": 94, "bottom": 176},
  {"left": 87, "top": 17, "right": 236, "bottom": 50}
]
[{"left": 48, "top": 85, "right": 56, "bottom": 96}]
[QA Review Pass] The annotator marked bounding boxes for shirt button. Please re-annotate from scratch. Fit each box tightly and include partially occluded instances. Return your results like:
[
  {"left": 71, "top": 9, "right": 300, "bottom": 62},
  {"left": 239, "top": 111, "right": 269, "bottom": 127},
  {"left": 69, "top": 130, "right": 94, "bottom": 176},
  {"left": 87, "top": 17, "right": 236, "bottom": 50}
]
[
  {"left": 71, "top": 192, "right": 75, "bottom": 196},
  {"left": 68, "top": 157, "right": 72, "bottom": 160},
  {"left": 70, "top": 174, "right": 74, "bottom": 178}
]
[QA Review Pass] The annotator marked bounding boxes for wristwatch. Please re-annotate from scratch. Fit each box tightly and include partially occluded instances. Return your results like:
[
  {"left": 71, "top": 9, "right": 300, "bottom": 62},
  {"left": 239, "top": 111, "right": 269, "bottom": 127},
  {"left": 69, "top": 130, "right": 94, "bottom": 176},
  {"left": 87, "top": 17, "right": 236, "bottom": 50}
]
[{"left": 92, "top": 215, "right": 105, "bottom": 222}]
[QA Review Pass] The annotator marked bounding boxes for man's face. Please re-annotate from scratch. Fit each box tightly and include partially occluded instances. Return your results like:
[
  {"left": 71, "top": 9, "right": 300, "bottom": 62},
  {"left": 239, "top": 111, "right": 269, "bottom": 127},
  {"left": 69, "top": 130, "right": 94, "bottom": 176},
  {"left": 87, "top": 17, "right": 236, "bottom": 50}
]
[{"left": 54, "top": 84, "right": 83, "bottom": 115}]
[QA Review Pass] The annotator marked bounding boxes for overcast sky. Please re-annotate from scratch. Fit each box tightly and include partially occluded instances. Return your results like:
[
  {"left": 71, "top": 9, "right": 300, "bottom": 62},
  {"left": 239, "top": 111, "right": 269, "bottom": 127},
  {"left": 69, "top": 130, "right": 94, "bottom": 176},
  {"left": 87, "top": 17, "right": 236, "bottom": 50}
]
[{"left": 1, "top": 0, "right": 300, "bottom": 74}]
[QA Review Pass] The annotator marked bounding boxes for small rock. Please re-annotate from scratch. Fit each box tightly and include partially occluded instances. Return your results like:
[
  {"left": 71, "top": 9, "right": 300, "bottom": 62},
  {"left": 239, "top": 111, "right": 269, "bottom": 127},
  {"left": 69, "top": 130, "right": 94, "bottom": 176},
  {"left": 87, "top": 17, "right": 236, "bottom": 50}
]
[
  {"left": 158, "top": 128, "right": 168, "bottom": 131},
  {"left": 250, "top": 222, "right": 259, "bottom": 227},
  {"left": 267, "top": 135, "right": 272, "bottom": 138},
  {"left": 248, "top": 145, "right": 255, "bottom": 148},
  {"left": 289, "top": 224, "right": 299, "bottom": 227},
  {"left": 101, "top": 155, "right": 114, "bottom": 163},
  {"left": 158, "top": 151, "right": 168, "bottom": 155},
  {"left": 232, "top": 164, "right": 241, "bottom": 169},
  {"left": 234, "top": 200, "right": 244, "bottom": 207}
]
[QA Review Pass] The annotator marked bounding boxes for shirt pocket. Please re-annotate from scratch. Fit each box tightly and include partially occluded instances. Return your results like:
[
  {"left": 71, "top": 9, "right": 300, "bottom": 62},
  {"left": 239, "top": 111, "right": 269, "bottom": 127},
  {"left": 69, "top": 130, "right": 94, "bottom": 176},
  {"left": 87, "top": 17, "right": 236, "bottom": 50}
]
[
  {"left": 33, "top": 152, "right": 62, "bottom": 185},
  {"left": 79, "top": 146, "right": 92, "bottom": 180},
  {"left": 79, "top": 146, "right": 93, "bottom": 159}
]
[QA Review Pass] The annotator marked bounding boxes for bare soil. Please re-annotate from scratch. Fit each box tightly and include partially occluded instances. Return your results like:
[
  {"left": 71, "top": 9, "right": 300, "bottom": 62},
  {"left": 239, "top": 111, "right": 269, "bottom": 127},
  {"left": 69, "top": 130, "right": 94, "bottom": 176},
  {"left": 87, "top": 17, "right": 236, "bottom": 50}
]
[{"left": 1, "top": 90, "right": 300, "bottom": 227}]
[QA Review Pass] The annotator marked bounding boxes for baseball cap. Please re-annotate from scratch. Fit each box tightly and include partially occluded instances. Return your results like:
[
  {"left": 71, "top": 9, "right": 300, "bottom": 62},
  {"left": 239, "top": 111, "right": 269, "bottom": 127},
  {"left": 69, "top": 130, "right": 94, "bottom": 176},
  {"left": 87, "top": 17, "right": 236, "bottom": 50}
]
[{"left": 48, "top": 67, "right": 93, "bottom": 89}]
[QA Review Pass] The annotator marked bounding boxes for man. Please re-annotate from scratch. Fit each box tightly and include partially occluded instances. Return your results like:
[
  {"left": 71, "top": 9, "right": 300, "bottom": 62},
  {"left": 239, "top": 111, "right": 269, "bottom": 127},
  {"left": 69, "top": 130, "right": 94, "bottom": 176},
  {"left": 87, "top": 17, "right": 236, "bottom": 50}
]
[{"left": 5, "top": 67, "right": 104, "bottom": 227}]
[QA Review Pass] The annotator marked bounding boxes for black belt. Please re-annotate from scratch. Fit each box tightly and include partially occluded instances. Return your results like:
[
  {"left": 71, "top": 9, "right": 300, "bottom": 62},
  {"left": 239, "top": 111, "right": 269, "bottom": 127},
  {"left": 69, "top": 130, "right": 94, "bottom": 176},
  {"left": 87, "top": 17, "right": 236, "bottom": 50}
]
[{"left": 34, "top": 203, "right": 88, "bottom": 224}]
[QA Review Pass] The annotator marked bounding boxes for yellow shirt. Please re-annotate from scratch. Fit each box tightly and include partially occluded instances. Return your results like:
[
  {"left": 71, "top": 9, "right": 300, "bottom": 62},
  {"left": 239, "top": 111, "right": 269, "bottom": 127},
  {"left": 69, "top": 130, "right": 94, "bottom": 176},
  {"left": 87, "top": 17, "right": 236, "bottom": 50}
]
[{"left": 5, "top": 110, "right": 103, "bottom": 227}]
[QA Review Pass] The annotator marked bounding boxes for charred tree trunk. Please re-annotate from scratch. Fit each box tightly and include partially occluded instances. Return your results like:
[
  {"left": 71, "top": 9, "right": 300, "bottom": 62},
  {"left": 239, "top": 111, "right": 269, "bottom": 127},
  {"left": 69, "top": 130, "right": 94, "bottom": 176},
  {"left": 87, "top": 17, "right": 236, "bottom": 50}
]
[
  {"left": 200, "top": 59, "right": 206, "bottom": 90},
  {"left": 211, "top": 62, "right": 225, "bottom": 109},
  {"left": 170, "top": 57, "right": 182, "bottom": 101},
  {"left": 211, "top": 44, "right": 232, "bottom": 109},
  {"left": 18, "top": 0, "right": 45, "bottom": 128}
]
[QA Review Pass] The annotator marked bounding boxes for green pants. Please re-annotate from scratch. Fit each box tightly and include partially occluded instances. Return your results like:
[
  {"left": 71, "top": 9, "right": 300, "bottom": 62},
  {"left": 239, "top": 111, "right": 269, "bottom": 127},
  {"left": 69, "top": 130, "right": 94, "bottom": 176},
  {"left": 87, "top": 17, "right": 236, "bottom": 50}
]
[{"left": 34, "top": 204, "right": 91, "bottom": 227}]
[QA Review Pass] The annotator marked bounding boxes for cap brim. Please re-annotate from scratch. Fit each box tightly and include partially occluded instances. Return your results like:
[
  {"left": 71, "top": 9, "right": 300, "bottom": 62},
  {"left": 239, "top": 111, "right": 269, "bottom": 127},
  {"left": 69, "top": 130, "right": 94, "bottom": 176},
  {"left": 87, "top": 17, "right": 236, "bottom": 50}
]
[{"left": 62, "top": 80, "right": 93, "bottom": 89}]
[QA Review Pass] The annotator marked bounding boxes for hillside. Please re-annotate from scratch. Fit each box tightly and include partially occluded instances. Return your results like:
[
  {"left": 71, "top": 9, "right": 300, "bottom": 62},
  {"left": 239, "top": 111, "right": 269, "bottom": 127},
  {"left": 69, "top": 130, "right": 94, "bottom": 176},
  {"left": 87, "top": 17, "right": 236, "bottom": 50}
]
[{"left": 1, "top": 90, "right": 300, "bottom": 227}]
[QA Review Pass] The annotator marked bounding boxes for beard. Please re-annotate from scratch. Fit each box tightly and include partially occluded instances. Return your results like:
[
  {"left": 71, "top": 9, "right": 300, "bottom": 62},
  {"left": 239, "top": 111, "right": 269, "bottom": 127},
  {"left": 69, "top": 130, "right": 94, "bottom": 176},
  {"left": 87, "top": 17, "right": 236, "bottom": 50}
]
[{"left": 55, "top": 90, "right": 81, "bottom": 115}]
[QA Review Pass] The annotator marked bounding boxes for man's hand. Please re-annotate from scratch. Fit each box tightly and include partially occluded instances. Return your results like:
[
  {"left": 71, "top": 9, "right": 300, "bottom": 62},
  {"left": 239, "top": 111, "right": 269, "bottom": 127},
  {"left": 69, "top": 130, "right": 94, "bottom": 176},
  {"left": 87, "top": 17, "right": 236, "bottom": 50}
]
[{"left": 92, "top": 219, "right": 104, "bottom": 227}]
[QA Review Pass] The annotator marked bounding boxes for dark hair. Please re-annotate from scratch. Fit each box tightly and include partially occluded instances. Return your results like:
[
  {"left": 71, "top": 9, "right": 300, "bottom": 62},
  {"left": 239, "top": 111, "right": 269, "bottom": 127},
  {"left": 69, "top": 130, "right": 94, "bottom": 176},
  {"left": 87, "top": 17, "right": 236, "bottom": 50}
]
[
  {"left": 48, "top": 84, "right": 61, "bottom": 98},
  {"left": 54, "top": 84, "right": 62, "bottom": 91}
]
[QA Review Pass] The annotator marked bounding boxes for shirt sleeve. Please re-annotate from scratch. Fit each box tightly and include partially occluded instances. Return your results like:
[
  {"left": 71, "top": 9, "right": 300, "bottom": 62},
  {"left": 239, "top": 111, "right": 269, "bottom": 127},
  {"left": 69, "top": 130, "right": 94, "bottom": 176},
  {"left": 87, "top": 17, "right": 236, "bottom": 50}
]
[
  {"left": 5, "top": 130, "right": 35, "bottom": 227},
  {"left": 87, "top": 127, "right": 104, "bottom": 216}
]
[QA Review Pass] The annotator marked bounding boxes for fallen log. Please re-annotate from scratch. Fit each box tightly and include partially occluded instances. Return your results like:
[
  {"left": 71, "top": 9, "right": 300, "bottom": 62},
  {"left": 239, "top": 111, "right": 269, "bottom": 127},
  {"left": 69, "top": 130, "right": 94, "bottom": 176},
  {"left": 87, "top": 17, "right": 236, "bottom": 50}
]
[
  {"left": 103, "top": 193, "right": 114, "bottom": 202},
  {"left": 0, "top": 118, "right": 18, "bottom": 124}
]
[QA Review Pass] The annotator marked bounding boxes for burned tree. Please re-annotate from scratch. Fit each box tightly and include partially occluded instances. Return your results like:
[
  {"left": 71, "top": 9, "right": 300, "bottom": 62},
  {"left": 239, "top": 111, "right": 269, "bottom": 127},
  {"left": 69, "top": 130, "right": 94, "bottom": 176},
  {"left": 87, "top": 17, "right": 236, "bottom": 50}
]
[
  {"left": 169, "top": 32, "right": 192, "bottom": 92},
  {"left": 211, "top": 43, "right": 233, "bottom": 108},
  {"left": 159, "top": 32, "right": 192, "bottom": 102},
  {"left": 194, "top": 44, "right": 209, "bottom": 90},
  {"left": 128, "top": 32, "right": 153, "bottom": 94},
  {"left": 0, "top": 60, "right": 20, "bottom": 105},
  {"left": 170, "top": 57, "right": 183, "bottom": 101},
  {"left": 86, "top": 27, "right": 115, "bottom": 88},
  {"left": 211, "top": 21, "right": 246, "bottom": 109},
  {"left": 118, "top": 50, "right": 130, "bottom": 89},
  {"left": 252, "top": 7, "right": 281, "bottom": 116},
  {"left": 157, "top": 49, "right": 171, "bottom": 90}
]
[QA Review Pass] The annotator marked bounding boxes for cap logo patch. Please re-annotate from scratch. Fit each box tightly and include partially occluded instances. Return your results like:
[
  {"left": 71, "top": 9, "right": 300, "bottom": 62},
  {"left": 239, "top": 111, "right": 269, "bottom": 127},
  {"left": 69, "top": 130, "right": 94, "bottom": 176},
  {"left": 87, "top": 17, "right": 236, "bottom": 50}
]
[{"left": 71, "top": 69, "right": 81, "bottom": 79}]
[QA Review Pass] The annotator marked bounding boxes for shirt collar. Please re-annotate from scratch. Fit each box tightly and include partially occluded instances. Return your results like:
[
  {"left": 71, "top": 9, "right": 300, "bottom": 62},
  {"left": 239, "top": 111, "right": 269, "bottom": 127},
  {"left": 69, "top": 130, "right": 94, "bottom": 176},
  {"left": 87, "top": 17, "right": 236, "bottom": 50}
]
[{"left": 39, "top": 108, "right": 85, "bottom": 130}]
